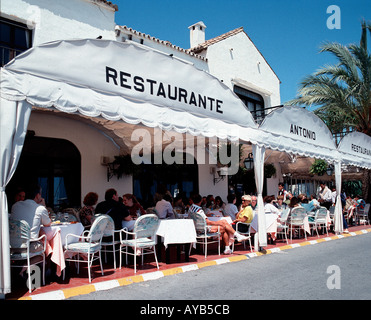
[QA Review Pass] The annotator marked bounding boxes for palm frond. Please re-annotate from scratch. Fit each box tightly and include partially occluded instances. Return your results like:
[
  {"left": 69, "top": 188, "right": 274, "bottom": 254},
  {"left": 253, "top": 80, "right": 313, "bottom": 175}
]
[{"left": 288, "top": 22, "right": 371, "bottom": 137}]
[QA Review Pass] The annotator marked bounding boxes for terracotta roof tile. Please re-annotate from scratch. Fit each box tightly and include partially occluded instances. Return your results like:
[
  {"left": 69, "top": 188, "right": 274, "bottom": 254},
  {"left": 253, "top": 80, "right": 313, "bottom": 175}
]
[
  {"left": 93, "top": 0, "right": 118, "bottom": 11},
  {"left": 189, "top": 27, "right": 244, "bottom": 53},
  {"left": 118, "top": 25, "right": 207, "bottom": 61}
]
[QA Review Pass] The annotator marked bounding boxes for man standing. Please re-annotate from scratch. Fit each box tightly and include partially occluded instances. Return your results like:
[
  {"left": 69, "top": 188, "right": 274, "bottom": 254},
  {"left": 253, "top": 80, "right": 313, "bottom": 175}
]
[
  {"left": 277, "top": 182, "right": 289, "bottom": 201},
  {"left": 318, "top": 182, "right": 332, "bottom": 209},
  {"left": 11, "top": 184, "right": 51, "bottom": 240}
]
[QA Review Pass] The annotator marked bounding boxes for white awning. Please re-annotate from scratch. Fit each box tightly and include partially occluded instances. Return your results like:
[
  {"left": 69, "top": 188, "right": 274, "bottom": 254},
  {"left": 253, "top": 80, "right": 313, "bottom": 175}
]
[
  {"left": 1, "top": 39, "right": 370, "bottom": 294},
  {"left": 258, "top": 105, "right": 338, "bottom": 161},
  {"left": 0, "top": 39, "right": 272, "bottom": 288},
  {"left": 0, "top": 39, "right": 260, "bottom": 143},
  {"left": 337, "top": 131, "right": 371, "bottom": 169}
]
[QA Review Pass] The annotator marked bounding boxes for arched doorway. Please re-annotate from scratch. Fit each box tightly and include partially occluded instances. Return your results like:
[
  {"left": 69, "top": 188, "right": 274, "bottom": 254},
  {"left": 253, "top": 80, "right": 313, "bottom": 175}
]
[{"left": 7, "top": 133, "right": 81, "bottom": 210}]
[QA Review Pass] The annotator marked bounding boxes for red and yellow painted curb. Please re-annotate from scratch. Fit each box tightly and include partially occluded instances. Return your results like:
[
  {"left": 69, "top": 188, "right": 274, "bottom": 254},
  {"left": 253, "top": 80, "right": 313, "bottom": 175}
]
[{"left": 18, "top": 228, "right": 371, "bottom": 300}]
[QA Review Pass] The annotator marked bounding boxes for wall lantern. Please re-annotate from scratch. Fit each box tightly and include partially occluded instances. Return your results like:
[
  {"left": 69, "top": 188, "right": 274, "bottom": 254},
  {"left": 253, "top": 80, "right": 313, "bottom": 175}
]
[
  {"left": 244, "top": 153, "right": 254, "bottom": 171},
  {"left": 326, "top": 164, "right": 334, "bottom": 176},
  {"left": 212, "top": 167, "right": 228, "bottom": 185},
  {"left": 101, "top": 156, "right": 118, "bottom": 182},
  {"left": 106, "top": 162, "right": 117, "bottom": 182}
]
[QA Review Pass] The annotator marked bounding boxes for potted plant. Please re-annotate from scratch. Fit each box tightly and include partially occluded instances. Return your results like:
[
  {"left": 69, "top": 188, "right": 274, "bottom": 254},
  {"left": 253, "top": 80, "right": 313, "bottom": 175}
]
[
  {"left": 112, "top": 154, "right": 142, "bottom": 178},
  {"left": 264, "top": 163, "right": 277, "bottom": 178},
  {"left": 309, "top": 159, "right": 328, "bottom": 176}
]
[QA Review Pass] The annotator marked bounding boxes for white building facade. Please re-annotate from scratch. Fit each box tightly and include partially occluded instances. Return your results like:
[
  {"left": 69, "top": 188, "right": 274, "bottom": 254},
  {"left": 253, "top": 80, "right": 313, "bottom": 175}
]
[{"left": 1, "top": 0, "right": 282, "bottom": 209}]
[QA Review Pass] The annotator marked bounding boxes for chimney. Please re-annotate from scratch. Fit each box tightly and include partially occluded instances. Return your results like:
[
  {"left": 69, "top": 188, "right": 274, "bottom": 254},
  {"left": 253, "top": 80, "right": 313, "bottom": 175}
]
[{"left": 188, "top": 21, "right": 206, "bottom": 48}]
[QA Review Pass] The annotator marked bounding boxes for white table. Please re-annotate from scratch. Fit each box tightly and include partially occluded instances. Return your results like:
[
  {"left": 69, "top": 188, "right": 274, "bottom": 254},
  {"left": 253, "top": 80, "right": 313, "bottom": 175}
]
[
  {"left": 41, "top": 222, "right": 84, "bottom": 246},
  {"left": 250, "top": 213, "right": 278, "bottom": 234},
  {"left": 156, "top": 219, "right": 197, "bottom": 263},
  {"left": 208, "top": 210, "right": 224, "bottom": 217},
  {"left": 40, "top": 222, "right": 84, "bottom": 276},
  {"left": 207, "top": 216, "right": 233, "bottom": 224},
  {"left": 156, "top": 219, "right": 196, "bottom": 248},
  {"left": 250, "top": 213, "right": 278, "bottom": 250}
]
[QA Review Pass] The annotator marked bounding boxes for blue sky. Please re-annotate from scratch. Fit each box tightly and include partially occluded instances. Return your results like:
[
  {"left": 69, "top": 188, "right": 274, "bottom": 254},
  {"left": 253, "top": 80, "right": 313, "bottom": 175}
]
[{"left": 114, "top": 0, "right": 370, "bottom": 105}]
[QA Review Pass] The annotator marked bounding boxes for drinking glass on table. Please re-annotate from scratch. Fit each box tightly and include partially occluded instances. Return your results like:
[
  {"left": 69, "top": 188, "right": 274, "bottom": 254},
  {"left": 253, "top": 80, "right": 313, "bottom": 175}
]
[{"left": 64, "top": 212, "right": 69, "bottom": 222}]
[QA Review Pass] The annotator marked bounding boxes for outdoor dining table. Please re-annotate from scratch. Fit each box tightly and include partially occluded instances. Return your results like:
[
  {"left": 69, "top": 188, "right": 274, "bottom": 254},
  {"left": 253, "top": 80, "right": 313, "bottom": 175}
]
[
  {"left": 40, "top": 222, "right": 84, "bottom": 276},
  {"left": 207, "top": 216, "right": 233, "bottom": 224},
  {"left": 208, "top": 210, "right": 224, "bottom": 217},
  {"left": 250, "top": 213, "right": 279, "bottom": 250},
  {"left": 156, "top": 219, "right": 197, "bottom": 264}
]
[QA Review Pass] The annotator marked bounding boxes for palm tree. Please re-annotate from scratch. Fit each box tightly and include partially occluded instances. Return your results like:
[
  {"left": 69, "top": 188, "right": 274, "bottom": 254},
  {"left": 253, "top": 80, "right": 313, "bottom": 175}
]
[
  {"left": 287, "top": 20, "right": 371, "bottom": 202},
  {"left": 287, "top": 20, "right": 371, "bottom": 136}
]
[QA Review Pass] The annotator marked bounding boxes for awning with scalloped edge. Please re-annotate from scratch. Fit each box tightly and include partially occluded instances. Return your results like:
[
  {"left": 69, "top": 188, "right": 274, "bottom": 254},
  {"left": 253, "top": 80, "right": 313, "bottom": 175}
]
[{"left": 0, "top": 38, "right": 262, "bottom": 144}]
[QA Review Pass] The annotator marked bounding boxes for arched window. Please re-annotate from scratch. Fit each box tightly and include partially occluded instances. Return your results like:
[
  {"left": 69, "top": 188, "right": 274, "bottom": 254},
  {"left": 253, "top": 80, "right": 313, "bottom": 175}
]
[{"left": 7, "top": 134, "right": 81, "bottom": 210}]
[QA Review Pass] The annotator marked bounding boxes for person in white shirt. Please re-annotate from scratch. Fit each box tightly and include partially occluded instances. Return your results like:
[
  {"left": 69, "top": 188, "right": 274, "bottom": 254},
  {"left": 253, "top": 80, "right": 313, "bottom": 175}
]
[
  {"left": 278, "top": 182, "right": 289, "bottom": 201},
  {"left": 331, "top": 187, "right": 337, "bottom": 205},
  {"left": 11, "top": 185, "right": 51, "bottom": 250},
  {"left": 318, "top": 182, "right": 332, "bottom": 209},
  {"left": 224, "top": 194, "right": 239, "bottom": 220},
  {"left": 264, "top": 195, "right": 280, "bottom": 215},
  {"left": 155, "top": 194, "right": 175, "bottom": 219}
]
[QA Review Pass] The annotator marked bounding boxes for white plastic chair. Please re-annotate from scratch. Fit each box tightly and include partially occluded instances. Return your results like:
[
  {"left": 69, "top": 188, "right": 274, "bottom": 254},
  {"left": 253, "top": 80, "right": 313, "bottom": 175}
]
[
  {"left": 235, "top": 222, "right": 252, "bottom": 252},
  {"left": 329, "top": 206, "right": 335, "bottom": 226},
  {"left": 288, "top": 207, "right": 307, "bottom": 241},
  {"left": 277, "top": 208, "right": 289, "bottom": 244},
  {"left": 119, "top": 214, "right": 159, "bottom": 273},
  {"left": 9, "top": 219, "right": 47, "bottom": 293},
  {"left": 100, "top": 214, "right": 126, "bottom": 269},
  {"left": 188, "top": 210, "right": 221, "bottom": 259},
  {"left": 357, "top": 203, "right": 370, "bottom": 225},
  {"left": 63, "top": 215, "right": 109, "bottom": 282},
  {"left": 308, "top": 206, "right": 329, "bottom": 237}
]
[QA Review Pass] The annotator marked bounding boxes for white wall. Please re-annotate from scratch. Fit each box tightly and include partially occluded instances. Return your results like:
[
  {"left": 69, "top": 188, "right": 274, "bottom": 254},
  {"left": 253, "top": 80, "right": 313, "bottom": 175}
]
[
  {"left": 1, "top": 0, "right": 116, "bottom": 46},
  {"left": 205, "top": 32, "right": 281, "bottom": 108},
  {"left": 2, "top": 2, "right": 282, "bottom": 204},
  {"left": 198, "top": 164, "right": 228, "bottom": 203},
  {"left": 116, "top": 28, "right": 208, "bottom": 72},
  {"left": 27, "top": 112, "right": 132, "bottom": 205}
]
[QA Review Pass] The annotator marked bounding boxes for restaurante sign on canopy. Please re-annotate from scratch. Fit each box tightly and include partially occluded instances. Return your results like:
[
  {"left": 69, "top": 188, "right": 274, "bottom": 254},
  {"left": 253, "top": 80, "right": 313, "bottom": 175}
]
[{"left": 1, "top": 39, "right": 257, "bottom": 132}]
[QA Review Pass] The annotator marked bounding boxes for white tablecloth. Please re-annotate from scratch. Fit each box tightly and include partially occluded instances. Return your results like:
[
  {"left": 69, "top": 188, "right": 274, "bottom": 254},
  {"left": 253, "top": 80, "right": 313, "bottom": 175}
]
[
  {"left": 156, "top": 219, "right": 197, "bottom": 248},
  {"left": 208, "top": 210, "right": 224, "bottom": 217},
  {"left": 39, "top": 222, "right": 84, "bottom": 276},
  {"left": 250, "top": 213, "right": 278, "bottom": 234},
  {"left": 41, "top": 222, "right": 84, "bottom": 246},
  {"left": 207, "top": 216, "right": 233, "bottom": 224}
]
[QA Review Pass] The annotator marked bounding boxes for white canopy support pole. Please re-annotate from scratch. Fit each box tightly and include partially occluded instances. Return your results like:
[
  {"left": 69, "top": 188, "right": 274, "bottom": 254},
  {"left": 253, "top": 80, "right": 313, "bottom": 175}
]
[
  {"left": 334, "top": 160, "right": 343, "bottom": 234},
  {"left": 0, "top": 98, "right": 31, "bottom": 295},
  {"left": 252, "top": 144, "right": 267, "bottom": 249}
]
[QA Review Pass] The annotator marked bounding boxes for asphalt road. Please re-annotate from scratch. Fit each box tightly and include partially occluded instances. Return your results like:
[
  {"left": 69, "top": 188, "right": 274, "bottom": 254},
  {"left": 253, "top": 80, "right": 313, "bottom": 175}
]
[{"left": 68, "top": 232, "right": 371, "bottom": 301}]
